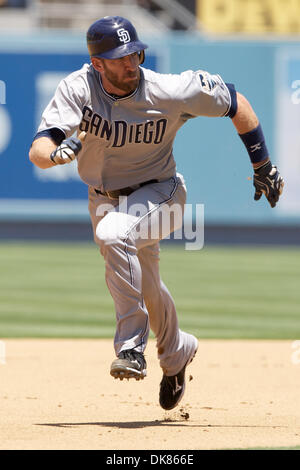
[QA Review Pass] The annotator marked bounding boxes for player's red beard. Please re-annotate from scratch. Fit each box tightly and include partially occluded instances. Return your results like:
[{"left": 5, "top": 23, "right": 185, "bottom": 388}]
[{"left": 101, "top": 62, "right": 140, "bottom": 95}]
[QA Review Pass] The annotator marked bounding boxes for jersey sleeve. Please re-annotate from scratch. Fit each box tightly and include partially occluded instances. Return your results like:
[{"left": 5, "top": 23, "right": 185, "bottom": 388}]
[
  {"left": 37, "top": 76, "right": 87, "bottom": 139},
  {"left": 178, "top": 69, "right": 235, "bottom": 118}
]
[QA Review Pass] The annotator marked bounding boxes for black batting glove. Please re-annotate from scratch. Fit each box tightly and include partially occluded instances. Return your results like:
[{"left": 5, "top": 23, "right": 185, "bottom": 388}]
[
  {"left": 50, "top": 136, "right": 82, "bottom": 165},
  {"left": 253, "top": 160, "right": 284, "bottom": 208}
]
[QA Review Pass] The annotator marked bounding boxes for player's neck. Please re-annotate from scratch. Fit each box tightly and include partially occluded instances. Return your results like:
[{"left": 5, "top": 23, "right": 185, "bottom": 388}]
[{"left": 102, "top": 82, "right": 127, "bottom": 97}]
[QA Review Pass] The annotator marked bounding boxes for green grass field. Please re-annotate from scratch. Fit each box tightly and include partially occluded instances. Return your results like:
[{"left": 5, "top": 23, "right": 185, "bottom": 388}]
[{"left": 0, "top": 242, "right": 299, "bottom": 339}]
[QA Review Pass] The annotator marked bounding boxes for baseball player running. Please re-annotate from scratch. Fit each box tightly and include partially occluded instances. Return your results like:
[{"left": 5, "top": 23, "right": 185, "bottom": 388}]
[{"left": 29, "top": 16, "right": 284, "bottom": 411}]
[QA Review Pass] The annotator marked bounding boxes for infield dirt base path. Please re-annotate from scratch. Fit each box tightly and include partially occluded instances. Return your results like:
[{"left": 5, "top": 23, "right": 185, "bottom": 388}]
[{"left": 1, "top": 339, "right": 300, "bottom": 450}]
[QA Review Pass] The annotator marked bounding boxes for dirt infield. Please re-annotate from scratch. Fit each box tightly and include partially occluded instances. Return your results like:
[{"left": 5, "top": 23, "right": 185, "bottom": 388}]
[{"left": 1, "top": 339, "right": 300, "bottom": 450}]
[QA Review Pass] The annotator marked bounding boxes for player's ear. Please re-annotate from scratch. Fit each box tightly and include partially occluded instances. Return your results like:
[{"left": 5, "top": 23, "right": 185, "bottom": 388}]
[
  {"left": 91, "top": 57, "right": 103, "bottom": 72},
  {"left": 138, "top": 51, "right": 145, "bottom": 64}
]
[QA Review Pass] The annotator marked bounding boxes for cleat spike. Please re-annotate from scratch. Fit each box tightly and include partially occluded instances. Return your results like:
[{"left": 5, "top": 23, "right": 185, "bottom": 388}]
[{"left": 110, "top": 349, "right": 147, "bottom": 381}]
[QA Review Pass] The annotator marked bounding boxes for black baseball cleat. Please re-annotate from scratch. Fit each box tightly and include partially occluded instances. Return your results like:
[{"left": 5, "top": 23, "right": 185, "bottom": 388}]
[
  {"left": 110, "top": 349, "right": 147, "bottom": 381},
  {"left": 159, "top": 339, "right": 198, "bottom": 410}
]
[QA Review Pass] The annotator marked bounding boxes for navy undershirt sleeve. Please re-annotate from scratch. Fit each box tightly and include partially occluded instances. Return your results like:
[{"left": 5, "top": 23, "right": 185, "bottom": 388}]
[
  {"left": 225, "top": 83, "right": 237, "bottom": 118},
  {"left": 33, "top": 128, "right": 66, "bottom": 146}
]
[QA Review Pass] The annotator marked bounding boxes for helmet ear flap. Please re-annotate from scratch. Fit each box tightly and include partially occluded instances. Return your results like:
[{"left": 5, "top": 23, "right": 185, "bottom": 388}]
[{"left": 139, "top": 50, "right": 145, "bottom": 64}]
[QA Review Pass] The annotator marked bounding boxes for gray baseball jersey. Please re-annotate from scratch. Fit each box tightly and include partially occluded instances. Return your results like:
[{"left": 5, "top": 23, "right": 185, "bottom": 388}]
[
  {"left": 37, "top": 64, "right": 233, "bottom": 191},
  {"left": 35, "top": 64, "right": 234, "bottom": 374}
]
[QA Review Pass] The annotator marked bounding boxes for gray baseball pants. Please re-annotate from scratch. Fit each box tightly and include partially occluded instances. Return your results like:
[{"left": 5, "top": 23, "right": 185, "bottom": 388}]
[{"left": 88, "top": 173, "right": 196, "bottom": 376}]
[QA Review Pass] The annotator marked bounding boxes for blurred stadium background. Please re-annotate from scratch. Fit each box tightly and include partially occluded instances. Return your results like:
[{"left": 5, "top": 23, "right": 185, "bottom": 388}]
[{"left": 0, "top": 0, "right": 299, "bottom": 338}]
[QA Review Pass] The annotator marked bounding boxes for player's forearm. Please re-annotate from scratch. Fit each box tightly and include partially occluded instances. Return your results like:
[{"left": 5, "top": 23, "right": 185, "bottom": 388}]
[
  {"left": 232, "top": 92, "right": 269, "bottom": 169},
  {"left": 232, "top": 92, "right": 259, "bottom": 134},
  {"left": 29, "top": 137, "right": 57, "bottom": 169}
]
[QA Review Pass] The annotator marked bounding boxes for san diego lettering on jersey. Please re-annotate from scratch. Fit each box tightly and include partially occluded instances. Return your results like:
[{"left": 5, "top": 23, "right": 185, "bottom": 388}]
[{"left": 79, "top": 105, "right": 168, "bottom": 148}]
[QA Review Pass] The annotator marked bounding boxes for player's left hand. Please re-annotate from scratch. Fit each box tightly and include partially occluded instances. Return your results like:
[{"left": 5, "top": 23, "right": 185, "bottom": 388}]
[
  {"left": 253, "top": 160, "right": 284, "bottom": 208},
  {"left": 50, "top": 132, "right": 86, "bottom": 165}
]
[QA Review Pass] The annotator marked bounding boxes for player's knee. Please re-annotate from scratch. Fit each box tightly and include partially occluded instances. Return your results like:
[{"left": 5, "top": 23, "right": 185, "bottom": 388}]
[
  {"left": 96, "top": 221, "right": 120, "bottom": 247},
  {"left": 95, "top": 212, "right": 128, "bottom": 247}
]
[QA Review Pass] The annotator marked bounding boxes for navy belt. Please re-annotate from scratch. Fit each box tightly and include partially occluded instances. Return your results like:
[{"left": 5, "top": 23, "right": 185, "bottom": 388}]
[{"left": 94, "top": 179, "right": 158, "bottom": 199}]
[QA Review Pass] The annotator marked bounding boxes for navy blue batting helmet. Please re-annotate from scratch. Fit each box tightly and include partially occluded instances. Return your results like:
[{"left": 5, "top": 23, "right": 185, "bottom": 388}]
[{"left": 87, "top": 16, "right": 148, "bottom": 62}]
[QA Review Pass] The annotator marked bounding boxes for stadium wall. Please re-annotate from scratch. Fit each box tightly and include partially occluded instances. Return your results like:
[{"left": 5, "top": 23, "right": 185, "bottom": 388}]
[{"left": 0, "top": 32, "right": 299, "bottom": 242}]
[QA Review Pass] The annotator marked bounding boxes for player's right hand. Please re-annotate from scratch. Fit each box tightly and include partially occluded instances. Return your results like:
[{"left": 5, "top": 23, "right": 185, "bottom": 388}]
[
  {"left": 253, "top": 160, "right": 284, "bottom": 208},
  {"left": 50, "top": 131, "right": 86, "bottom": 165}
]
